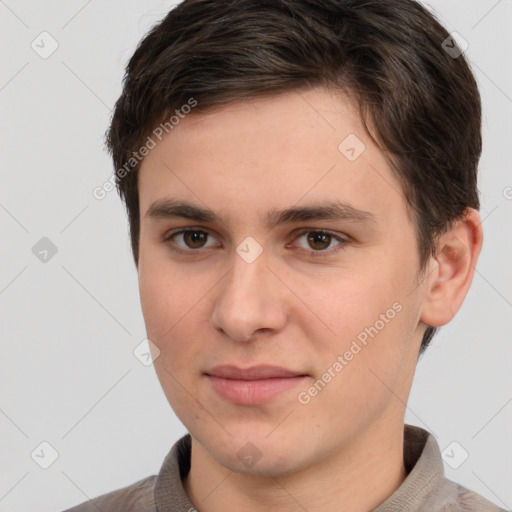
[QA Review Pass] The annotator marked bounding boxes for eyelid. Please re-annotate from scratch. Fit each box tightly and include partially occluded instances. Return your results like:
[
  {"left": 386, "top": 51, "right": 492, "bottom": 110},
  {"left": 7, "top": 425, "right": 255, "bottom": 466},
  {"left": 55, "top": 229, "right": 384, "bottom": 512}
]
[
  {"left": 163, "top": 227, "right": 220, "bottom": 249},
  {"left": 288, "top": 228, "right": 349, "bottom": 256}
]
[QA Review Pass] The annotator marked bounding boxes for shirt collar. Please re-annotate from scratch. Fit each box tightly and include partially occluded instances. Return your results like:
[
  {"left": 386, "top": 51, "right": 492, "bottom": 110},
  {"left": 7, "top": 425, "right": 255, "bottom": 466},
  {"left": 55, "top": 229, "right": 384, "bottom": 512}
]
[{"left": 154, "top": 424, "right": 443, "bottom": 511}]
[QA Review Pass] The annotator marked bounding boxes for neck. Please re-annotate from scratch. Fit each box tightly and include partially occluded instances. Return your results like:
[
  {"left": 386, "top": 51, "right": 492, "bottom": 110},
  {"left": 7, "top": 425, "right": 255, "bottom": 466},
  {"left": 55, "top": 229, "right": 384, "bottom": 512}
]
[{"left": 183, "top": 420, "right": 407, "bottom": 512}]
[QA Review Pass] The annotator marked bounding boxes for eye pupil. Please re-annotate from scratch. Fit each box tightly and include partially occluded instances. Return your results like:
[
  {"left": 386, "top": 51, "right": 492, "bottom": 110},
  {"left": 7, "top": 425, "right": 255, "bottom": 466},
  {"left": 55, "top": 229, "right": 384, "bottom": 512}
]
[
  {"left": 308, "top": 232, "right": 331, "bottom": 250},
  {"left": 184, "top": 231, "right": 207, "bottom": 248}
]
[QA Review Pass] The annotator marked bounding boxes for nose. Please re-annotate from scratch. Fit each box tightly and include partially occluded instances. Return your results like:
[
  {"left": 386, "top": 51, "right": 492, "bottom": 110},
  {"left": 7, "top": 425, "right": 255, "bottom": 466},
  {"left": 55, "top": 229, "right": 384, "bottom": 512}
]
[{"left": 211, "top": 245, "right": 288, "bottom": 343}]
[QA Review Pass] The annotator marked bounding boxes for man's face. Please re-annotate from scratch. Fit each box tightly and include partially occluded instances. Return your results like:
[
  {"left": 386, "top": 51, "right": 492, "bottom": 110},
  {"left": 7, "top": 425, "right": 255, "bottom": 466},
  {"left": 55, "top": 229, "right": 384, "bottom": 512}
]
[{"left": 137, "top": 88, "right": 427, "bottom": 475}]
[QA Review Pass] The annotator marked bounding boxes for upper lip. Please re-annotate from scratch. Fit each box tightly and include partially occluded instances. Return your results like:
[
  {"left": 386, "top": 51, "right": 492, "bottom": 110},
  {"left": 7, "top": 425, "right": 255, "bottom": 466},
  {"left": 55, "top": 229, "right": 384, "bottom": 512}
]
[{"left": 206, "top": 365, "right": 306, "bottom": 380}]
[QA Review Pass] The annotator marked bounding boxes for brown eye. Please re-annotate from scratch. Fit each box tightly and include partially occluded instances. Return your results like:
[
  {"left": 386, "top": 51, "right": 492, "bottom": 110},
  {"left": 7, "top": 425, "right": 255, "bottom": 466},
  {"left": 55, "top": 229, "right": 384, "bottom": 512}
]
[
  {"left": 291, "top": 229, "right": 348, "bottom": 257},
  {"left": 307, "top": 232, "right": 332, "bottom": 251},
  {"left": 182, "top": 230, "right": 208, "bottom": 249},
  {"left": 164, "top": 229, "right": 218, "bottom": 253}
]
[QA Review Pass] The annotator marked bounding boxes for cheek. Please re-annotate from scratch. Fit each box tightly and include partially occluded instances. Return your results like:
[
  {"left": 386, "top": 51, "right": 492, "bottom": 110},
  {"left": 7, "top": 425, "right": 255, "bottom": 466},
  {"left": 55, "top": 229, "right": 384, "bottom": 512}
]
[
  {"left": 296, "top": 266, "right": 400, "bottom": 344},
  {"left": 138, "top": 253, "right": 189, "bottom": 357},
  {"left": 138, "top": 263, "right": 202, "bottom": 412},
  {"left": 138, "top": 255, "right": 213, "bottom": 367},
  {"left": 138, "top": 240, "right": 195, "bottom": 331},
  {"left": 138, "top": 265, "right": 175, "bottom": 340},
  {"left": 299, "top": 278, "right": 413, "bottom": 429},
  {"left": 295, "top": 259, "right": 415, "bottom": 385}
]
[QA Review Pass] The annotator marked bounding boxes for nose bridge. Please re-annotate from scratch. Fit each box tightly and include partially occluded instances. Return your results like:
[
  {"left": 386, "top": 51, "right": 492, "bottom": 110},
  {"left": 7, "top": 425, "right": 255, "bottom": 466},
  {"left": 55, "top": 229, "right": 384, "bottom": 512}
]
[{"left": 212, "top": 242, "right": 286, "bottom": 342}]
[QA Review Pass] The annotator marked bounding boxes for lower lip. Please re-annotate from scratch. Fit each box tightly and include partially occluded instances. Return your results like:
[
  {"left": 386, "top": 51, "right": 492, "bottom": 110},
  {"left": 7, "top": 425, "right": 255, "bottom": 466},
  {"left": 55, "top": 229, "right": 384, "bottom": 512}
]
[{"left": 206, "top": 375, "right": 307, "bottom": 405}]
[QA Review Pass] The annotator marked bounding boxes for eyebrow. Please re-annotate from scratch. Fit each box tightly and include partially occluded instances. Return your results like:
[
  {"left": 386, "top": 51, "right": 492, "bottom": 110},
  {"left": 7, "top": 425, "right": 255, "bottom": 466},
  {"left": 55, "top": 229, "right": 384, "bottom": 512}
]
[{"left": 145, "top": 199, "right": 377, "bottom": 229}]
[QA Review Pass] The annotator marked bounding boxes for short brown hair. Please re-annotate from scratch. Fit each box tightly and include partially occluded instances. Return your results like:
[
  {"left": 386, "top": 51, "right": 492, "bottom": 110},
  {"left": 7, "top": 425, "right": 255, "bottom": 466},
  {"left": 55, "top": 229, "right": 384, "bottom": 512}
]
[{"left": 105, "top": 0, "right": 482, "bottom": 355}]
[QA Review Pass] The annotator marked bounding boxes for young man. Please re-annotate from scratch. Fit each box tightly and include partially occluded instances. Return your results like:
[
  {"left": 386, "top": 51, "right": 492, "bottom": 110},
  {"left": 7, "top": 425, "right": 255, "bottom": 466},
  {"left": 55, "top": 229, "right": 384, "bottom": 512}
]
[{"left": 65, "top": 1, "right": 507, "bottom": 511}]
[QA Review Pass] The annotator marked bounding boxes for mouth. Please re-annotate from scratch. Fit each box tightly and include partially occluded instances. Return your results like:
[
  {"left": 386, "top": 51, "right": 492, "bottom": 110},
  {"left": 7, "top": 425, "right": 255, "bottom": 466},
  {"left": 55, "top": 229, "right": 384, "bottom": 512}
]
[{"left": 205, "top": 365, "right": 309, "bottom": 405}]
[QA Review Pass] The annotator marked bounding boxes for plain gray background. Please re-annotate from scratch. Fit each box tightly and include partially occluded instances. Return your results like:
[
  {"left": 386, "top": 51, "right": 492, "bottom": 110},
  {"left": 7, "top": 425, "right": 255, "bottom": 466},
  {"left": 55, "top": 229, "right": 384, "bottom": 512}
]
[{"left": 1, "top": 1, "right": 511, "bottom": 511}]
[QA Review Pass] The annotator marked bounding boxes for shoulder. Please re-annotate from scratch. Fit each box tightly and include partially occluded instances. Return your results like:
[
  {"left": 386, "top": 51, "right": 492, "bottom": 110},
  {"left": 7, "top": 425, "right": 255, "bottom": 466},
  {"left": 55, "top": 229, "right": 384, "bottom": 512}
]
[
  {"left": 61, "top": 474, "right": 157, "bottom": 512},
  {"left": 377, "top": 425, "right": 509, "bottom": 512},
  {"left": 420, "top": 476, "right": 509, "bottom": 512}
]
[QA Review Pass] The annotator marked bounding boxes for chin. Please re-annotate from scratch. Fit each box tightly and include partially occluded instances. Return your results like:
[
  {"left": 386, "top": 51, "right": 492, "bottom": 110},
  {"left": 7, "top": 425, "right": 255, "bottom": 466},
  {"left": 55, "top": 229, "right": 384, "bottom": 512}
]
[
  {"left": 218, "top": 448, "right": 305, "bottom": 478},
  {"left": 200, "top": 428, "right": 314, "bottom": 478}
]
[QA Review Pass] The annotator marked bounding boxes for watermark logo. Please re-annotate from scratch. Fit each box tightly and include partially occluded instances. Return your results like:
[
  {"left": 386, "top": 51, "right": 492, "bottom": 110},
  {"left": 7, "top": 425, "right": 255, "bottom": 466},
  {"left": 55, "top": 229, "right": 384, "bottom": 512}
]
[
  {"left": 32, "top": 237, "right": 58, "bottom": 263},
  {"left": 441, "top": 441, "right": 469, "bottom": 469},
  {"left": 133, "top": 338, "right": 160, "bottom": 366},
  {"left": 31, "top": 31, "right": 59, "bottom": 59},
  {"left": 236, "top": 236, "right": 263, "bottom": 264},
  {"left": 31, "top": 441, "right": 59, "bottom": 469},
  {"left": 442, "top": 32, "right": 468, "bottom": 59},
  {"left": 338, "top": 133, "right": 366, "bottom": 162},
  {"left": 237, "top": 442, "right": 263, "bottom": 468}
]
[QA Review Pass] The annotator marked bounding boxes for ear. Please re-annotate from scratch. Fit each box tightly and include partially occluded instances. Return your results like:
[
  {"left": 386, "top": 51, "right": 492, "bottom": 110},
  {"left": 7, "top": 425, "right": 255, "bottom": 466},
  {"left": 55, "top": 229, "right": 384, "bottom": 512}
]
[{"left": 420, "top": 208, "right": 483, "bottom": 327}]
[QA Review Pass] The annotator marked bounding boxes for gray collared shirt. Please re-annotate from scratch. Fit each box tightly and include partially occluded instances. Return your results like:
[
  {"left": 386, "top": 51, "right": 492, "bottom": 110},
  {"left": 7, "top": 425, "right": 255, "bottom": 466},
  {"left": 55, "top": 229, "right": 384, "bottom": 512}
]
[{"left": 63, "top": 424, "right": 508, "bottom": 511}]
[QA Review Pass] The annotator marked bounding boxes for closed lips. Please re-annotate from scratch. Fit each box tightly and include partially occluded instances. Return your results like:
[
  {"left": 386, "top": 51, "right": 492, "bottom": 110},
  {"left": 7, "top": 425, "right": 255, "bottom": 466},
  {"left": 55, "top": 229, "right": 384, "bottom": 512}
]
[{"left": 205, "top": 365, "right": 307, "bottom": 380}]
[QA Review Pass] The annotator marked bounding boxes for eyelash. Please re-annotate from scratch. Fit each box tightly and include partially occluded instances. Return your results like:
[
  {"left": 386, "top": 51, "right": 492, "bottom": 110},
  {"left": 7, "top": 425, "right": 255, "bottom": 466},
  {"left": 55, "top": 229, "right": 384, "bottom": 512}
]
[{"left": 163, "top": 228, "right": 349, "bottom": 258}]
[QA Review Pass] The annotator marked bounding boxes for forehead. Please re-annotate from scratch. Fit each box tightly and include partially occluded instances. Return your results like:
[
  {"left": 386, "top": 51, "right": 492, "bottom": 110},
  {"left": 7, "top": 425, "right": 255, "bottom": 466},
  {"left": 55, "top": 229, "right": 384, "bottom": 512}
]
[{"left": 137, "top": 88, "right": 408, "bottom": 230}]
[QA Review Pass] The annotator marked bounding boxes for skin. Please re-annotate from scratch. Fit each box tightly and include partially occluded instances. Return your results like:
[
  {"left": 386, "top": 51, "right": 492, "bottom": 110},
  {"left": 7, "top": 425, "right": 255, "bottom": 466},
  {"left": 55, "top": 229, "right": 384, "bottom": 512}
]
[{"left": 137, "top": 87, "right": 483, "bottom": 512}]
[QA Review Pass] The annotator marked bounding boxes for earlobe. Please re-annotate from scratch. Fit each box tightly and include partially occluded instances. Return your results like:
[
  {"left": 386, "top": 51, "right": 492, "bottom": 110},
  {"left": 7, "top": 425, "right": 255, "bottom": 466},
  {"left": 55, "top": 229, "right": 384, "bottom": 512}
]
[{"left": 420, "top": 208, "right": 483, "bottom": 327}]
